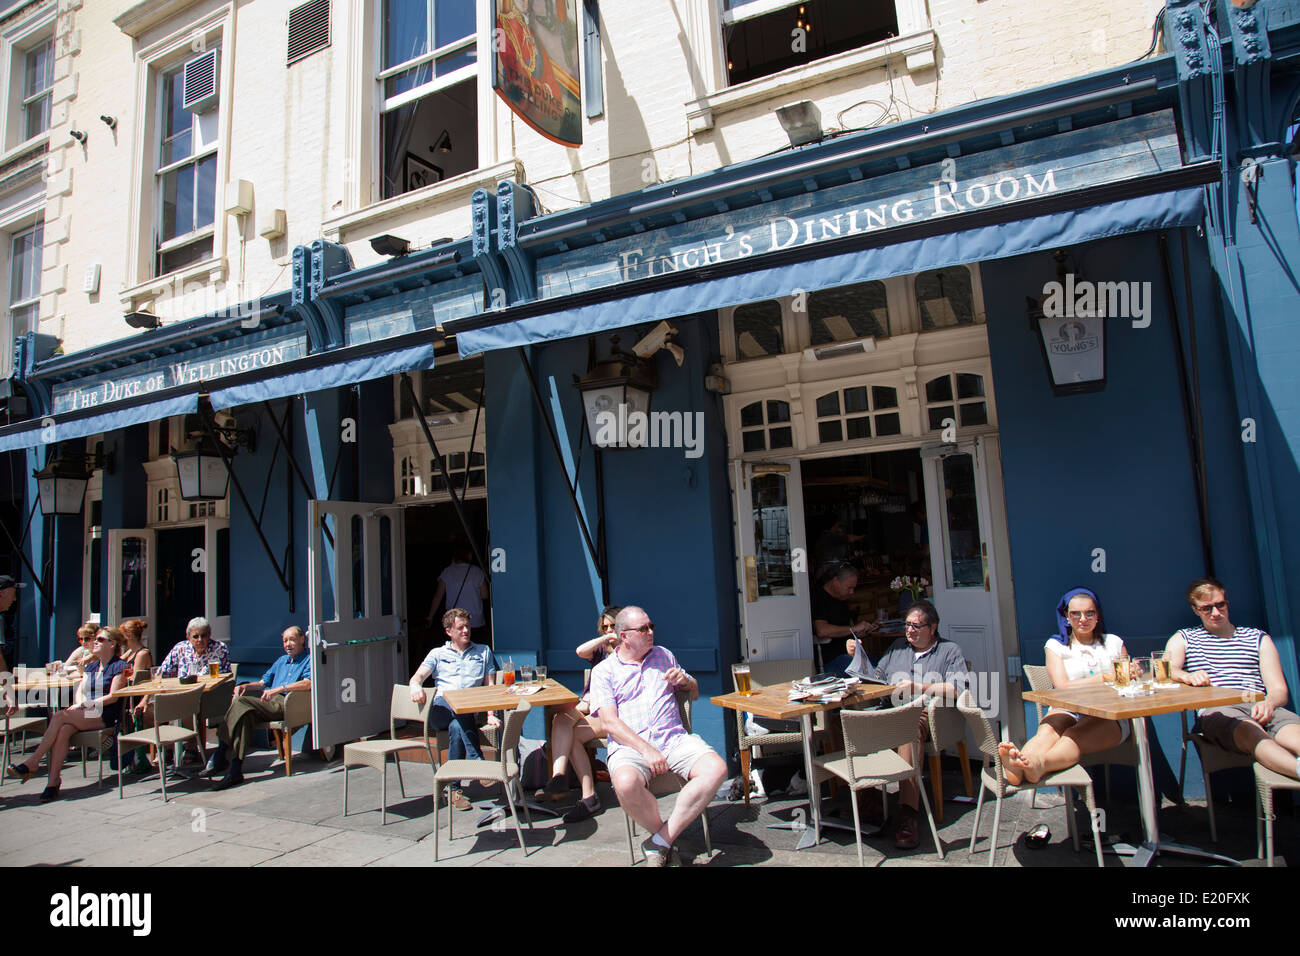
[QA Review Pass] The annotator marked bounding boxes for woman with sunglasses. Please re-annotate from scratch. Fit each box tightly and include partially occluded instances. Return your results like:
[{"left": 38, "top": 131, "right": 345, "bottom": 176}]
[
  {"left": 7, "top": 627, "right": 130, "bottom": 801},
  {"left": 541, "top": 605, "right": 621, "bottom": 823},
  {"left": 63, "top": 621, "right": 98, "bottom": 673},
  {"left": 999, "top": 587, "right": 1128, "bottom": 785}
]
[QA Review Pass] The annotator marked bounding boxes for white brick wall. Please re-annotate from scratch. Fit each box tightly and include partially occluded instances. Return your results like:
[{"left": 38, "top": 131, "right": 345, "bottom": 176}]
[{"left": 37, "top": 0, "right": 1162, "bottom": 354}]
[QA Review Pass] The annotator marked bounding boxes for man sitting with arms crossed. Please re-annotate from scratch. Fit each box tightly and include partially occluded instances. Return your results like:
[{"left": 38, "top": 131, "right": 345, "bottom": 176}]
[
  {"left": 409, "top": 608, "right": 498, "bottom": 811},
  {"left": 590, "top": 605, "right": 727, "bottom": 866},
  {"left": 1165, "top": 577, "right": 1300, "bottom": 781},
  {"left": 206, "top": 625, "right": 312, "bottom": 790}
]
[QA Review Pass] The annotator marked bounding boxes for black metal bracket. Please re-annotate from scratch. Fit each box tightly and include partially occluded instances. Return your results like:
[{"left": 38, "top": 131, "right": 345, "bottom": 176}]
[
  {"left": 261, "top": 398, "right": 333, "bottom": 549},
  {"left": 0, "top": 499, "right": 54, "bottom": 605}
]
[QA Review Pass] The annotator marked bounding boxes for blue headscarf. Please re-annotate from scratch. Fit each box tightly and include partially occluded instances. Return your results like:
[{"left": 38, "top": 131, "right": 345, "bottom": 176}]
[{"left": 1051, "top": 586, "right": 1104, "bottom": 647}]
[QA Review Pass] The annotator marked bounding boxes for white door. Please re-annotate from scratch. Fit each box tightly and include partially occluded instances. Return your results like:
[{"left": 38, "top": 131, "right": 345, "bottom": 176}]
[
  {"left": 922, "top": 438, "right": 1005, "bottom": 719},
  {"left": 308, "top": 500, "right": 407, "bottom": 750},
  {"left": 107, "top": 528, "right": 155, "bottom": 648},
  {"left": 733, "top": 460, "right": 812, "bottom": 663}
]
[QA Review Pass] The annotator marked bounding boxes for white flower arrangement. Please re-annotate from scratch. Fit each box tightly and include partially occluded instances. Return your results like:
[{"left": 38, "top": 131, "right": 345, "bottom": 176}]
[{"left": 889, "top": 575, "right": 930, "bottom": 600}]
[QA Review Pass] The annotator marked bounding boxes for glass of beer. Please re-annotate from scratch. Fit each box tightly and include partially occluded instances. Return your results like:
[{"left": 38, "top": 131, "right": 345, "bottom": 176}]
[
  {"left": 1113, "top": 658, "right": 1131, "bottom": 689},
  {"left": 150, "top": 667, "right": 161, "bottom": 687},
  {"left": 1152, "top": 655, "right": 1172, "bottom": 686},
  {"left": 732, "top": 662, "right": 753, "bottom": 696},
  {"left": 208, "top": 661, "right": 219, "bottom": 678}
]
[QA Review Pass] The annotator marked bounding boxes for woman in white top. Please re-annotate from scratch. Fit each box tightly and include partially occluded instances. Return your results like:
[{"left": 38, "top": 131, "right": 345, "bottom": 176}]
[{"left": 999, "top": 587, "right": 1128, "bottom": 785}]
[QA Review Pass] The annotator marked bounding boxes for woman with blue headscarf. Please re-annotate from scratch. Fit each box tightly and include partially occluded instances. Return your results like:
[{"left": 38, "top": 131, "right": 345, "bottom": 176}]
[{"left": 999, "top": 587, "right": 1129, "bottom": 785}]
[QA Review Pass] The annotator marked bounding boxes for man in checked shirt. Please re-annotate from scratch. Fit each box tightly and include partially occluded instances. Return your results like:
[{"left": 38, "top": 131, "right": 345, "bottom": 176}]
[{"left": 589, "top": 605, "right": 727, "bottom": 866}]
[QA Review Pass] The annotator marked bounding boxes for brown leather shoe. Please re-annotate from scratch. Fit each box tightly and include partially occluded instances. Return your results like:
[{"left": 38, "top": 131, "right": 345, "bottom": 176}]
[
  {"left": 449, "top": 789, "right": 473, "bottom": 811},
  {"left": 894, "top": 805, "right": 920, "bottom": 849}
]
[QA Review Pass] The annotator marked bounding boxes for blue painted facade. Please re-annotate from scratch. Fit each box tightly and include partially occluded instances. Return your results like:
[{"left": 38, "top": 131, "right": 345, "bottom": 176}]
[{"left": 2, "top": 0, "right": 1299, "bottom": 802}]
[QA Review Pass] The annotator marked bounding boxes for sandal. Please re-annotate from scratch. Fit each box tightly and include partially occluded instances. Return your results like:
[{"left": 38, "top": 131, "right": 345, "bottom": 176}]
[
  {"left": 39, "top": 784, "right": 60, "bottom": 803},
  {"left": 6, "top": 763, "right": 31, "bottom": 784}
]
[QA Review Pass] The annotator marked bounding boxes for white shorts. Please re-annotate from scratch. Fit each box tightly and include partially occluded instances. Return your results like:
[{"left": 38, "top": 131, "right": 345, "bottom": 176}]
[
  {"left": 1046, "top": 708, "right": 1132, "bottom": 743},
  {"left": 607, "top": 733, "right": 717, "bottom": 785}
]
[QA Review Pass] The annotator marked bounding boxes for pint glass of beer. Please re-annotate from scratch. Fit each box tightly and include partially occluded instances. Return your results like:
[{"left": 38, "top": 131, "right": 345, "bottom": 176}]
[
  {"left": 208, "top": 661, "right": 220, "bottom": 678},
  {"left": 732, "top": 662, "right": 753, "bottom": 697},
  {"left": 1152, "top": 656, "right": 1171, "bottom": 685},
  {"left": 1113, "top": 658, "right": 1131, "bottom": 688}
]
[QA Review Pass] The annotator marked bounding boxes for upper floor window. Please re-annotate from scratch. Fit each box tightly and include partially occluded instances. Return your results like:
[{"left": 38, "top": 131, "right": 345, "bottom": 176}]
[
  {"left": 809, "top": 281, "right": 888, "bottom": 345},
  {"left": 155, "top": 52, "right": 220, "bottom": 275},
  {"left": 19, "top": 36, "right": 51, "bottom": 141},
  {"left": 2, "top": 8, "right": 54, "bottom": 151},
  {"left": 740, "top": 399, "right": 793, "bottom": 452},
  {"left": 379, "top": 0, "right": 479, "bottom": 198},
  {"left": 916, "top": 266, "right": 976, "bottom": 331},
  {"left": 925, "top": 372, "right": 988, "bottom": 431},
  {"left": 733, "top": 299, "right": 783, "bottom": 360},
  {"left": 8, "top": 219, "right": 42, "bottom": 339},
  {"left": 721, "top": 0, "right": 898, "bottom": 87}
]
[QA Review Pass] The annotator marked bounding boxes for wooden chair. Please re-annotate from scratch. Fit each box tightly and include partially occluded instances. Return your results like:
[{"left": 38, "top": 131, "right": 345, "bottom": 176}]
[
  {"left": 342, "top": 684, "right": 438, "bottom": 825},
  {"left": 958, "top": 690, "right": 1104, "bottom": 866},
  {"left": 1255, "top": 762, "right": 1300, "bottom": 867},
  {"left": 622, "top": 688, "right": 713, "bottom": 864},
  {"left": 924, "top": 695, "right": 974, "bottom": 823},
  {"left": 814, "top": 700, "right": 945, "bottom": 865},
  {"left": 116, "top": 685, "right": 202, "bottom": 803}
]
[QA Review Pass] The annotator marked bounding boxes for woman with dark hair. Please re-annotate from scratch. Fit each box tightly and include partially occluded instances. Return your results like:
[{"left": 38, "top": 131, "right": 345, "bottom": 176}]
[
  {"left": 999, "top": 587, "right": 1128, "bottom": 785},
  {"left": 542, "top": 605, "right": 621, "bottom": 823},
  {"left": 7, "top": 627, "right": 130, "bottom": 801}
]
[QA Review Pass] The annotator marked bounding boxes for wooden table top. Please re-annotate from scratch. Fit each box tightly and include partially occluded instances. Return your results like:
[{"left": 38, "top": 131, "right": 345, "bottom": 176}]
[
  {"left": 1022, "top": 682, "right": 1260, "bottom": 721},
  {"left": 13, "top": 674, "right": 83, "bottom": 690},
  {"left": 111, "top": 673, "right": 234, "bottom": 699},
  {"left": 442, "top": 679, "right": 579, "bottom": 716},
  {"left": 711, "top": 680, "right": 898, "bottom": 721}
]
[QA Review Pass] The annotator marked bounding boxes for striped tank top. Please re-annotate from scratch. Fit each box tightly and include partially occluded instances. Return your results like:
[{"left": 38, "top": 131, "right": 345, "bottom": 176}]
[{"left": 1180, "top": 626, "right": 1266, "bottom": 695}]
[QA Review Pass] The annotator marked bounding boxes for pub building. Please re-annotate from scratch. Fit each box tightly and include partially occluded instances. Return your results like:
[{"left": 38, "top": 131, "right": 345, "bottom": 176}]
[{"left": 1, "top": 0, "right": 1297, "bottom": 789}]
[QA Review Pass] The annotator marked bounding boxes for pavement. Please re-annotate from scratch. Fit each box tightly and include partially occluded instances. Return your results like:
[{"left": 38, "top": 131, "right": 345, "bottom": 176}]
[{"left": 0, "top": 742, "right": 1292, "bottom": 867}]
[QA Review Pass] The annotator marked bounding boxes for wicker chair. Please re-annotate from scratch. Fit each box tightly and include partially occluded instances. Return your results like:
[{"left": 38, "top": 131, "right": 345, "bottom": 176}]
[
  {"left": 957, "top": 690, "right": 1104, "bottom": 866},
  {"left": 732, "top": 659, "right": 813, "bottom": 806},
  {"left": 622, "top": 688, "right": 713, "bottom": 864},
  {"left": 1023, "top": 663, "right": 1139, "bottom": 806},
  {"left": 1178, "top": 710, "right": 1253, "bottom": 842},
  {"left": 1254, "top": 763, "right": 1300, "bottom": 867},
  {"left": 0, "top": 679, "right": 45, "bottom": 788},
  {"left": 70, "top": 726, "right": 115, "bottom": 785},
  {"left": 433, "top": 700, "right": 533, "bottom": 860},
  {"left": 253, "top": 690, "right": 312, "bottom": 776},
  {"left": 924, "top": 696, "right": 974, "bottom": 823},
  {"left": 813, "top": 700, "right": 945, "bottom": 866},
  {"left": 342, "top": 684, "right": 438, "bottom": 825},
  {"left": 116, "top": 685, "right": 203, "bottom": 803}
]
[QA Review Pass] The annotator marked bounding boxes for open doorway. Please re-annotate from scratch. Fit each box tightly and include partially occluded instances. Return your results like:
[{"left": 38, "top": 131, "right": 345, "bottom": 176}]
[
  {"left": 404, "top": 499, "right": 490, "bottom": 670},
  {"left": 802, "top": 450, "right": 932, "bottom": 661}
]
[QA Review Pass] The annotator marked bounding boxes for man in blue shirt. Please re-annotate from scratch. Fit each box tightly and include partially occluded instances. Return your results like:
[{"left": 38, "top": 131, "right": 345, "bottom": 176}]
[
  {"left": 408, "top": 608, "right": 497, "bottom": 811},
  {"left": 207, "top": 626, "right": 312, "bottom": 790}
]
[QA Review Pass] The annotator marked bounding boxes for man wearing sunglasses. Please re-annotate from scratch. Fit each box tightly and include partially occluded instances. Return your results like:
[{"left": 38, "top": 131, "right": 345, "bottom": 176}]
[
  {"left": 1165, "top": 577, "right": 1300, "bottom": 780},
  {"left": 589, "top": 605, "right": 727, "bottom": 866}
]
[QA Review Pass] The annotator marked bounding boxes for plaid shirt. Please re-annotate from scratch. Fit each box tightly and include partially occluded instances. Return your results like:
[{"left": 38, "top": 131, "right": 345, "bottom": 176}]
[
  {"left": 589, "top": 645, "right": 685, "bottom": 757},
  {"left": 158, "top": 638, "right": 231, "bottom": 678}
]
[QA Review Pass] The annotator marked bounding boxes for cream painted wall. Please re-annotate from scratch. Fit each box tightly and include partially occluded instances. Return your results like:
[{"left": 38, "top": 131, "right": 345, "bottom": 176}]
[{"left": 34, "top": 0, "right": 1163, "bottom": 356}]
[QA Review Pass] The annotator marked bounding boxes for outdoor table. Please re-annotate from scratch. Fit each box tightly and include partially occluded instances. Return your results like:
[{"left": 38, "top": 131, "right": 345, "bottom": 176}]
[
  {"left": 111, "top": 673, "right": 235, "bottom": 779},
  {"left": 1023, "top": 681, "right": 1261, "bottom": 867},
  {"left": 442, "top": 678, "right": 580, "bottom": 826},
  {"left": 711, "top": 679, "right": 897, "bottom": 850}
]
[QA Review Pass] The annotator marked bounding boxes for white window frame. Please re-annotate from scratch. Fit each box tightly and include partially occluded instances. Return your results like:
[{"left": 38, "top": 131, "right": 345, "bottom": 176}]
[
  {"left": 121, "top": 5, "right": 234, "bottom": 300},
  {"left": 153, "top": 55, "right": 221, "bottom": 272},
  {"left": 7, "top": 218, "right": 42, "bottom": 339},
  {"left": 82, "top": 435, "right": 105, "bottom": 625},
  {"left": 0, "top": 193, "right": 44, "bottom": 381},
  {"left": 0, "top": 5, "right": 54, "bottom": 160}
]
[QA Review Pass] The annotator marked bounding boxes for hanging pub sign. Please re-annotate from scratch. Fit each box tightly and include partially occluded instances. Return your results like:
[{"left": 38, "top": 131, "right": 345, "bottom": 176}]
[{"left": 493, "top": 0, "right": 582, "bottom": 147}]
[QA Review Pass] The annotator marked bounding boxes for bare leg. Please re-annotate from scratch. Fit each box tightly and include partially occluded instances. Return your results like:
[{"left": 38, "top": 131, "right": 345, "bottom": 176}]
[
  {"left": 997, "top": 742, "right": 1031, "bottom": 786},
  {"left": 1017, "top": 715, "right": 1073, "bottom": 783},
  {"left": 549, "top": 708, "right": 579, "bottom": 780},
  {"left": 660, "top": 753, "right": 727, "bottom": 846},
  {"left": 1032, "top": 717, "right": 1123, "bottom": 780},
  {"left": 21, "top": 711, "right": 75, "bottom": 772},
  {"left": 612, "top": 766, "right": 664, "bottom": 834},
  {"left": 569, "top": 721, "right": 599, "bottom": 800},
  {"left": 1243, "top": 723, "right": 1300, "bottom": 780}
]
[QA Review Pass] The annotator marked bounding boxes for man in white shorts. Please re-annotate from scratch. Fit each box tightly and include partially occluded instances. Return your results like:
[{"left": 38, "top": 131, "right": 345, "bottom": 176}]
[{"left": 589, "top": 605, "right": 727, "bottom": 866}]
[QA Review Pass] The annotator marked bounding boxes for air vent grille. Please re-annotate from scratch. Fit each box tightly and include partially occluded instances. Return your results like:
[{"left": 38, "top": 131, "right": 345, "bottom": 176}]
[{"left": 287, "top": 0, "right": 331, "bottom": 66}]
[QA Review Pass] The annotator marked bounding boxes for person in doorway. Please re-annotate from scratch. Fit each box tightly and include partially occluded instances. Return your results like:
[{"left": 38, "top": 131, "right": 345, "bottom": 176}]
[
  {"left": 425, "top": 541, "right": 490, "bottom": 645},
  {"left": 6, "top": 626, "right": 130, "bottom": 802},
  {"left": 847, "top": 599, "right": 969, "bottom": 848},
  {"left": 408, "top": 608, "right": 498, "bottom": 811},
  {"left": 996, "top": 587, "right": 1128, "bottom": 787},
  {"left": 204, "top": 626, "right": 313, "bottom": 790},
  {"left": 592, "top": 606, "right": 727, "bottom": 866},
  {"left": 813, "top": 562, "right": 878, "bottom": 676},
  {"left": 541, "top": 605, "right": 620, "bottom": 823},
  {"left": 1166, "top": 578, "right": 1300, "bottom": 780}
]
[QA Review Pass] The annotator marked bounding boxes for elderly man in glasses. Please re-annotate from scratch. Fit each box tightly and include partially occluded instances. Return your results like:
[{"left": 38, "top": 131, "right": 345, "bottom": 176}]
[
  {"left": 590, "top": 605, "right": 727, "bottom": 866},
  {"left": 1166, "top": 578, "right": 1300, "bottom": 780}
]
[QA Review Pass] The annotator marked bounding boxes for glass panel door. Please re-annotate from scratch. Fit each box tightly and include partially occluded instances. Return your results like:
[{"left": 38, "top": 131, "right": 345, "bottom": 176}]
[{"left": 107, "top": 529, "right": 156, "bottom": 655}]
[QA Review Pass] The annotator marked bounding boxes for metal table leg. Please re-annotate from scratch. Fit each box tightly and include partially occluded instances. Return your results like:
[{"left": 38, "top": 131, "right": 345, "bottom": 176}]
[{"left": 764, "top": 712, "right": 828, "bottom": 849}]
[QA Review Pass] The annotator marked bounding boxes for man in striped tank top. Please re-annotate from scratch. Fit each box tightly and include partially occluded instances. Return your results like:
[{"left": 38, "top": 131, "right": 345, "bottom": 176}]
[{"left": 1164, "top": 578, "right": 1300, "bottom": 780}]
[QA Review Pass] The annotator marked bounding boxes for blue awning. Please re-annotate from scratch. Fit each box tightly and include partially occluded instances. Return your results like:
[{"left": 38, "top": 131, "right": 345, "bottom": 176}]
[
  {"left": 0, "top": 392, "right": 199, "bottom": 453},
  {"left": 456, "top": 187, "right": 1205, "bottom": 356},
  {"left": 210, "top": 341, "right": 436, "bottom": 410}
]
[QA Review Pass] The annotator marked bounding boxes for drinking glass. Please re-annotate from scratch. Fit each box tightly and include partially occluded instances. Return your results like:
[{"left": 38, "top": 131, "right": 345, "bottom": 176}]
[
  {"left": 535, "top": 665, "right": 548, "bottom": 683},
  {"left": 503, "top": 661, "right": 516, "bottom": 687},
  {"left": 1113, "top": 658, "right": 1131, "bottom": 689},
  {"left": 519, "top": 664, "right": 535, "bottom": 685},
  {"left": 1152, "top": 655, "right": 1172, "bottom": 685},
  {"left": 494, "top": 670, "right": 504, "bottom": 686},
  {"left": 150, "top": 667, "right": 161, "bottom": 687},
  {"left": 208, "top": 661, "right": 220, "bottom": 678},
  {"left": 731, "top": 662, "right": 753, "bottom": 696},
  {"left": 1101, "top": 661, "right": 1116, "bottom": 685},
  {"left": 1131, "top": 656, "right": 1154, "bottom": 693}
]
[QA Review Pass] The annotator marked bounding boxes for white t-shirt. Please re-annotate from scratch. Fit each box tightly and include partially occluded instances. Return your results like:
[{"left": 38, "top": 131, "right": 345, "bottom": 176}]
[
  {"left": 439, "top": 562, "right": 487, "bottom": 626},
  {"left": 1044, "top": 633, "right": 1125, "bottom": 681}
]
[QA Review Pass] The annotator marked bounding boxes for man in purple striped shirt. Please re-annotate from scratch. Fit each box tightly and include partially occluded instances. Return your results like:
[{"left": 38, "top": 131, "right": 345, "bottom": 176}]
[{"left": 590, "top": 605, "right": 726, "bottom": 866}]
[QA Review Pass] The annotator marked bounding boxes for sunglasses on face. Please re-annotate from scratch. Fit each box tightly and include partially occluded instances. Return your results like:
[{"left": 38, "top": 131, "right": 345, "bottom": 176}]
[
  {"left": 1067, "top": 610, "right": 1098, "bottom": 621},
  {"left": 1195, "top": 600, "right": 1228, "bottom": 614},
  {"left": 622, "top": 623, "right": 654, "bottom": 635}
]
